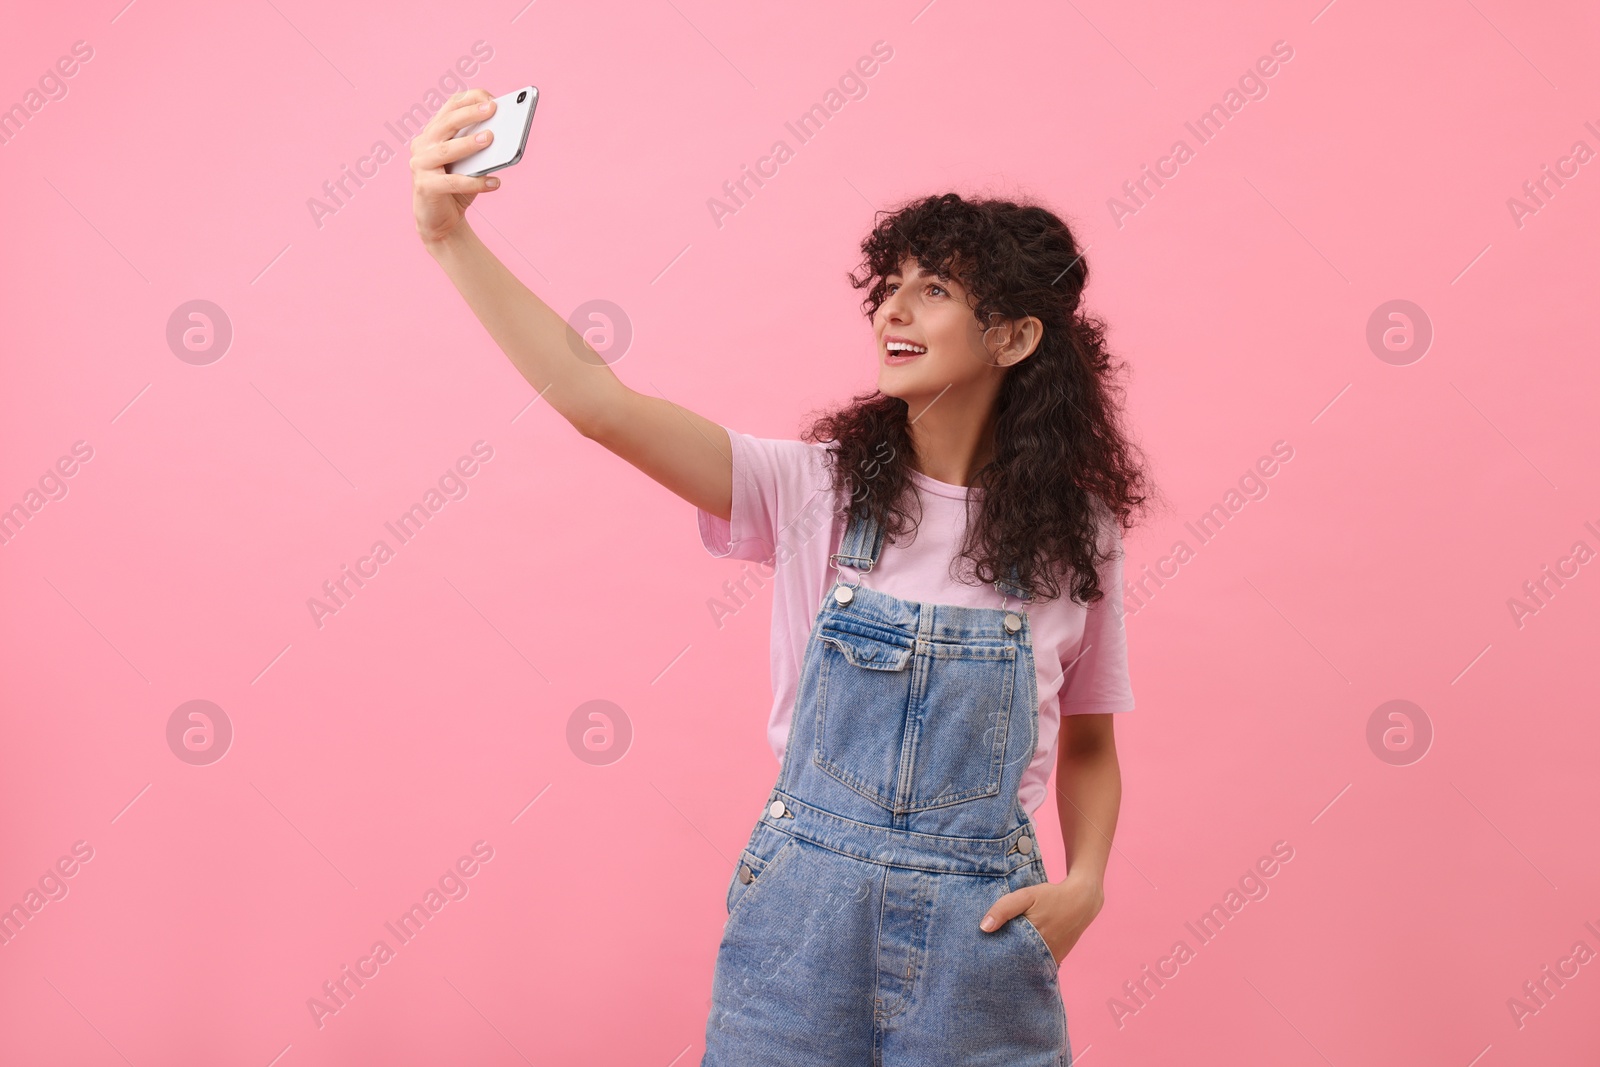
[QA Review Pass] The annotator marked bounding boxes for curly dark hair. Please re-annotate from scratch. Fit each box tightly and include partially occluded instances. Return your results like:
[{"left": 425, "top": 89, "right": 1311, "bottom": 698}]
[{"left": 800, "top": 192, "right": 1153, "bottom": 607}]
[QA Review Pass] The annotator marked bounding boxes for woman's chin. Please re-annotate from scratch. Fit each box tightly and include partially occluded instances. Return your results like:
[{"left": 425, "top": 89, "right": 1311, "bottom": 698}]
[
  {"left": 877, "top": 371, "right": 947, "bottom": 404},
  {"left": 877, "top": 368, "right": 922, "bottom": 398}
]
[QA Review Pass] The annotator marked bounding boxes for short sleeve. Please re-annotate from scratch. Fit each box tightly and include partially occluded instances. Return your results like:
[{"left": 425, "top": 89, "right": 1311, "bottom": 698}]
[
  {"left": 1060, "top": 517, "right": 1136, "bottom": 713},
  {"left": 696, "top": 428, "right": 832, "bottom": 563}
]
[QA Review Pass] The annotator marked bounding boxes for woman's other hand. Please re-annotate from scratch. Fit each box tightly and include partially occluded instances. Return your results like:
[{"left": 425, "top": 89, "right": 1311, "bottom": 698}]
[{"left": 981, "top": 868, "right": 1105, "bottom": 966}]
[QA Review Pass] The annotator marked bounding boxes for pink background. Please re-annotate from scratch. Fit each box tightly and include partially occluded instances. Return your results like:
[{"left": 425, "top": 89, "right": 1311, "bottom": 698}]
[{"left": 3, "top": 0, "right": 1598, "bottom": 1063}]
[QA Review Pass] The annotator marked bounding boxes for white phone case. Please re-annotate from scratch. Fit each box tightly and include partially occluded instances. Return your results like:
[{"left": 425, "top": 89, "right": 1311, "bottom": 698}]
[{"left": 446, "top": 86, "right": 539, "bottom": 177}]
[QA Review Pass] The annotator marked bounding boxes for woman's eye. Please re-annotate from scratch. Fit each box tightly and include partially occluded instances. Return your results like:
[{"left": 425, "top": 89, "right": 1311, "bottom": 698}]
[{"left": 883, "top": 280, "right": 945, "bottom": 299}]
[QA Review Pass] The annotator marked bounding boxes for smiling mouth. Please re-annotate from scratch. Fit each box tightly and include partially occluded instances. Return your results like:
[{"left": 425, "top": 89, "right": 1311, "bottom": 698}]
[{"left": 884, "top": 341, "right": 927, "bottom": 365}]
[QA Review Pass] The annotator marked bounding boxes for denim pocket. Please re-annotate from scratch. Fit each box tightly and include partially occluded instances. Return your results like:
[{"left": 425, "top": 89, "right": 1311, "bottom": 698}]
[
  {"left": 725, "top": 832, "right": 800, "bottom": 921},
  {"left": 813, "top": 617, "right": 1017, "bottom": 812},
  {"left": 1008, "top": 860, "right": 1063, "bottom": 986},
  {"left": 1016, "top": 911, "right": 1062, "bottom": 982}
]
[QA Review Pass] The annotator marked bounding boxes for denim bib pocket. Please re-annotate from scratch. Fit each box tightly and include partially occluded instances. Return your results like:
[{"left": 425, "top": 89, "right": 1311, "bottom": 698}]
[{"left": 814, "top": 620, "right": 1018, "bottom": 812}]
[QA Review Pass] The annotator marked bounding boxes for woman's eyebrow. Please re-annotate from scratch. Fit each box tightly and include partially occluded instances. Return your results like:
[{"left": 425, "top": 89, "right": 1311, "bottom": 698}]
[{"left": 886, "top": 267, "right": 953, "bottom": 283}]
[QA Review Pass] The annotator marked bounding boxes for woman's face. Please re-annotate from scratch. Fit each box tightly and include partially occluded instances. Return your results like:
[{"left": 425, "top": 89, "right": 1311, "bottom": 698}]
[{"left": 873, "top": 255, "right": 998, "bottom": 403}]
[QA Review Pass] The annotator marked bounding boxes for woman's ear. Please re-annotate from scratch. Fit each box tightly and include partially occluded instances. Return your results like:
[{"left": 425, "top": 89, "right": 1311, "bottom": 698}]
[{"left": 985, "top": 315, "right": 1045, "bottom": 367}]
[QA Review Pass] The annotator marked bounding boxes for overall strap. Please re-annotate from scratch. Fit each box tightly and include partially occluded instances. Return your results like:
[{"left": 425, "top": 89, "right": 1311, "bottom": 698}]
[
  {"left": 830, "top": 502, "right": 888, "bottom": 574},
  {"left": 995, "top": 567, "right": 1032, "bottom": 605}
]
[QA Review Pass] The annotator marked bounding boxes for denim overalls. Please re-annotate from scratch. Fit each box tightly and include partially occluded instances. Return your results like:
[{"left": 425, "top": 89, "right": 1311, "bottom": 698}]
[{"left": 702, "top": 502, "right": 1071, "bottom": 1066}]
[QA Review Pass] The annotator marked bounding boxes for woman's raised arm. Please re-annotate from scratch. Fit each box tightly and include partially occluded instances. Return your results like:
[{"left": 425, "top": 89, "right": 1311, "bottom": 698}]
[{"left": 411, "top": 88, "right": 733, "bottom": 523}]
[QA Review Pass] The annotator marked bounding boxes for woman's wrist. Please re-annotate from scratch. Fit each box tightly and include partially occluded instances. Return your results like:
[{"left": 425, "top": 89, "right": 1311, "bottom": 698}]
[
  {"left": 1062, "top": 863, "right": 1107, "bottom": 890},
  {"left": 422, "top": 221, "right": 477, "bottom": 259}
]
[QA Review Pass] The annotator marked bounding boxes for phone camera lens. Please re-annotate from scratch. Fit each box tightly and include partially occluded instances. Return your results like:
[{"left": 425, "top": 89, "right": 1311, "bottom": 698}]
[{"left": 516, "top": 90, "right": 527, "bottom": 103}]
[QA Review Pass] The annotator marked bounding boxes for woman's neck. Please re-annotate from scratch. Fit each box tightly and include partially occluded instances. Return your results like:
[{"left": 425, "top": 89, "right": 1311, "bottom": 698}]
[{"left": 908, "top": 411, "right": 996, "bottom": 488}]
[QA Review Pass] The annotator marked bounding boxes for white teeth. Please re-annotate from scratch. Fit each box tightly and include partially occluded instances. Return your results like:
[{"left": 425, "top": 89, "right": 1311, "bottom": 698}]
[{"left": 886, "top": 342, "right": 927, "bottom": 354}]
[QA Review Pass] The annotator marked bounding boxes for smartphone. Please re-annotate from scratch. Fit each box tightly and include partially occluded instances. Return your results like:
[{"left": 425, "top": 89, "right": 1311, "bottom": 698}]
[{"left": 445, "top": 86, "right": 539, "bottom": 177}]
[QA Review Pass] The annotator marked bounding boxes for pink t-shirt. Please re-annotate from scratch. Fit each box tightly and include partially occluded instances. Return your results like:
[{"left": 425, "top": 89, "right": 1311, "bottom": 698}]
[{"left": 696, "top": 428, "right": 1136, "bottom": 815}]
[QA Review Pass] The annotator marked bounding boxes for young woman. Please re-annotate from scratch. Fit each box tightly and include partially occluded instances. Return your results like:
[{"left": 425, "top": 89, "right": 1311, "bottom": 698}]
[{"left": 413, "top": 89, "right": 1150, "bottom": 1066}]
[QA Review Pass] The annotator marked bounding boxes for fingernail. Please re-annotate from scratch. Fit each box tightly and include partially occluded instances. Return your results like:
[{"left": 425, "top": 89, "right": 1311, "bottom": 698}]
[
  {"left": 476, "top": 132, "right": 489, "bottom": 142},
  {"left": 479, "top": 102, "right": 490, "bottom": 112},
  {"left": 485, "top": 177, "right": 499, "bottom": 188},
  {"left": 980, "top": 916, "right": 996, "bottom": 931}
]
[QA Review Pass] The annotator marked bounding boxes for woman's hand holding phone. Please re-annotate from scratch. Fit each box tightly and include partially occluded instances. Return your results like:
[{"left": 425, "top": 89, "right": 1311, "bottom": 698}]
[{"left": 410, "top": 88, "right": 502, "bottom": 246}]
